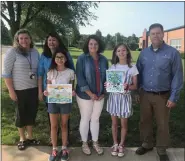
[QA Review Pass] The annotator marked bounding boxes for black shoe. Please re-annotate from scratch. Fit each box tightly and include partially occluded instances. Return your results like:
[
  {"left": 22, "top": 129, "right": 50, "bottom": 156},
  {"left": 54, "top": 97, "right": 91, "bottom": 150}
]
[
  {"left": 135, "top": 146, "right": 153, "bottom": 155},
  {"left": 158, "top": 153, "right": 170, "bottom": 161},
  {"left": 60, "top": 149, "right": 69, "bottom": 161}
]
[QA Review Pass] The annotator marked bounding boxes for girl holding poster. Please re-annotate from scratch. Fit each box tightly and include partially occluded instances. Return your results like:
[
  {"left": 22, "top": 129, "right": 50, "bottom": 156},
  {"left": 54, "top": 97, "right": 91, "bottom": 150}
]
[
  {"left": 43, "top": 48, "right": 75, "bottom": 161},
  {"left": 105, "top": 43, "right": 139, "bottom": 157}
]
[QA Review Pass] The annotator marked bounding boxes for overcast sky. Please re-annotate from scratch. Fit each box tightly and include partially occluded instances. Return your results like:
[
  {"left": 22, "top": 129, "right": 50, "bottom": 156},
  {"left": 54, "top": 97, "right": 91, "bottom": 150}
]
[{"left": 79, "top": 2, "right": 184, "bottom": 37}]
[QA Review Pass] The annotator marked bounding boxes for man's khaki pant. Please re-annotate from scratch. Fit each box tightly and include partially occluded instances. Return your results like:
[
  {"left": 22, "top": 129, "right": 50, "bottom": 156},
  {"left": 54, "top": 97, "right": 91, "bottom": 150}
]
[{"left": 139, "top": 89, "right": 171, "bottom": 155}]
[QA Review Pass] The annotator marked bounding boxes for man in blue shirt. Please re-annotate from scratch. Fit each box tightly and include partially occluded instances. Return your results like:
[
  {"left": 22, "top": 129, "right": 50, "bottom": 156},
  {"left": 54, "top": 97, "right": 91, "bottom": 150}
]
[{"left": 135, "top": 23, "right": 183, "bottom": 161}]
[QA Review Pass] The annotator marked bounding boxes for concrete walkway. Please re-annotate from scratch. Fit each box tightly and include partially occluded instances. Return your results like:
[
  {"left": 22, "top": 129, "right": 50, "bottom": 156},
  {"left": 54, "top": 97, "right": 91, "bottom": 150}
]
[{"left": 2, "top": 146, "right": 184, "bottom": 161}]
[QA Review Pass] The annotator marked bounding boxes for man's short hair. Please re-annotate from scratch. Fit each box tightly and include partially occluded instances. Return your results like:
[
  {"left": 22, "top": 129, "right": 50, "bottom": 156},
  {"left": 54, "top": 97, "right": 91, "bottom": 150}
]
[{"left": 149, "top": 23, "right": 164, "bottom": 32}]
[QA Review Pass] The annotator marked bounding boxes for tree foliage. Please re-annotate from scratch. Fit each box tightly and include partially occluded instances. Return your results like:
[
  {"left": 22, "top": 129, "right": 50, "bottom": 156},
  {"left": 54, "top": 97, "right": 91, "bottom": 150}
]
[
  {"left": 1, "top": 1, "right": 98, "bottom": 40},
  {"left": 104, "top": 32, "right": 139, "bottom": 50},
  {"left": 95, "top": 29, "right": 102, "bottom": 38}
]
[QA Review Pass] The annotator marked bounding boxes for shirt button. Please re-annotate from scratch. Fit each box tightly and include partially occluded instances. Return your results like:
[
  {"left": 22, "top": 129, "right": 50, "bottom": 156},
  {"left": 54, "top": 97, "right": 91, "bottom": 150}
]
[
  {"left": 151, "top": 89, "right": 152, "bottom": 91},
  {"left": 153, "top": 60, "right": 154, "bottom": 62},
  {"left": 151, "top": 75, "right": 152, "bottom": 76}
]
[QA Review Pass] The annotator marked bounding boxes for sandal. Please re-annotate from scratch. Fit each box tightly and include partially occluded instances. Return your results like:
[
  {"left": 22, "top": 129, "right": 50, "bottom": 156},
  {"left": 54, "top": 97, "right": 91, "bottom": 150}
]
[
  {"left": 17, "top": 141, "right": 27, "bottom": 150},
  {"left": 26, "top": 139, "right": 40, "bottom": 145},
  {"left": 82, "top": 142, "right": 91, "bottom": 155},
  {"left": 93, "top": 141, "right": 104, "bottom": 155}
]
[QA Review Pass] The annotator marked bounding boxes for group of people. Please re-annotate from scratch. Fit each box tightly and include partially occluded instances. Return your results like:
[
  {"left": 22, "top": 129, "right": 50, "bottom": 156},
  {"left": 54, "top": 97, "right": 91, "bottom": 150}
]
[{"left": 2, "top": 23, "right": 183, "bottom": 161}]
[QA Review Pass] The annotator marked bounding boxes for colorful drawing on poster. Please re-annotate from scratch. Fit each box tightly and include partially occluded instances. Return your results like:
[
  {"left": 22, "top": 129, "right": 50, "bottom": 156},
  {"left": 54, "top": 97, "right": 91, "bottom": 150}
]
[
  {"left": 106, "top": 70, "right": 125, "bottom": 93},
  {"left": 47, "top": 84, "right": 72, "bottom": 104}
]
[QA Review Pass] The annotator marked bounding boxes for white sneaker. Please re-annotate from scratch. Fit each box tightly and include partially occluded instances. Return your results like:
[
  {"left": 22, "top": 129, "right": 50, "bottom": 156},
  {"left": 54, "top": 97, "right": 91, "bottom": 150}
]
[
  {"left": 111, "top": 144, "right": 118, "bottom": 156},
  {"left": 118, "top": 145, "right": 125, "bottom": 157}
]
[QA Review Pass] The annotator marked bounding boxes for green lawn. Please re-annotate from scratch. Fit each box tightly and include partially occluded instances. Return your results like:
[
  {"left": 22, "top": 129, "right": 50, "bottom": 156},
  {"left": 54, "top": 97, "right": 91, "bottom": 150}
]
[
  {"left": 67, "top": 48, "right": 139, "bottom": 62},
  {"left": 37, "top": 47, "right": 140, "bottom": 66}
]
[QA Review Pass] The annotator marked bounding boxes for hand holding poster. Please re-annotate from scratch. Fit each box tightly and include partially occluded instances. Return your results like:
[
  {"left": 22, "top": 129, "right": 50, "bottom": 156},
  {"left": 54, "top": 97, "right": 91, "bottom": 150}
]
[
  {"left": 47, "top": 84, "right": 72, "bottom": 104},
  {"left": 106, "top": 70, "right": 126, "bottom": 93}
]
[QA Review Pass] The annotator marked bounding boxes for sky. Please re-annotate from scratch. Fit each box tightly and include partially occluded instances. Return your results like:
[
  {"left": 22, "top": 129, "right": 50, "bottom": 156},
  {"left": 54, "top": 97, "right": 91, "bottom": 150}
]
[{"left": 79, "top": 2, "right": 184, "bottom": 37}]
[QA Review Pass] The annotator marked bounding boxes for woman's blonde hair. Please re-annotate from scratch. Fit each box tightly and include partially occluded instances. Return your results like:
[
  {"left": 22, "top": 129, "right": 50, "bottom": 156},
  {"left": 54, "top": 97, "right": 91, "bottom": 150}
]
[{"left": 13, "top": 29, "right": 34, "bottom": 53}]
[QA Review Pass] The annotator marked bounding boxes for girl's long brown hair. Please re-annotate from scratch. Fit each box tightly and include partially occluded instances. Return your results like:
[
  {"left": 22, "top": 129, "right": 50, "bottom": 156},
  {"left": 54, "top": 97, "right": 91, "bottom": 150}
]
[{"left": 111, "top": 43, "right": 132, "bottom": 68}]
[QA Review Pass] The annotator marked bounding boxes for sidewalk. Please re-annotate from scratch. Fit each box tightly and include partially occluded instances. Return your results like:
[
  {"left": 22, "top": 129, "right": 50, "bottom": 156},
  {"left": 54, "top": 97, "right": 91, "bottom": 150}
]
[{"left": 2, "top": 145, "right": 184, "bottom": 161}]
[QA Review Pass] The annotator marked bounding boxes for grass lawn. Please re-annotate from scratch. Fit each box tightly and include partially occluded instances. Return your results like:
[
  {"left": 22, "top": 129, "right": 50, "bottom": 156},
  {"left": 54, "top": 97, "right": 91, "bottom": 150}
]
[
  {"left": 2, "top": 47, "right": 185, "bottom": 147},
  {"left": 41, "top": 47, "right": 139, "bottom": 60},
  {"left": 37, "top": 47, "right": 139, "bottom": 66}
]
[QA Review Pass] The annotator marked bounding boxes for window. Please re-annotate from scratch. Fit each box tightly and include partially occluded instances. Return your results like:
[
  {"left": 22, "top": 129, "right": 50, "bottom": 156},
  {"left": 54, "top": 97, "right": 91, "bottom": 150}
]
[{"left": 170, "top": 39, "right": 182, "bottom": 50}]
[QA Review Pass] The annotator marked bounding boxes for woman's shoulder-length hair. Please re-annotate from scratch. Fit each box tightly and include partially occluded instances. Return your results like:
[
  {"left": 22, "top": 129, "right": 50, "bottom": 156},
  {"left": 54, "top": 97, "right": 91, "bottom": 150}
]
[
  {"left": 43, "top": 32, "right": 68, "bottom": 58},
  {"left": 83, "top": 35, "right": 105, "bottom": 54},
  {"left": 13, "top": 29, "right": 34, "bottom": 54}
]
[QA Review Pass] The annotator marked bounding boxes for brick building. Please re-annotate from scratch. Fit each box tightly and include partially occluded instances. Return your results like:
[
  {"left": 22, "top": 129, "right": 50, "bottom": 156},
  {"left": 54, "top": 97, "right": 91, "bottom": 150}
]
[{"left": 139, "top": 25, "right": 185, "bottom": 53}]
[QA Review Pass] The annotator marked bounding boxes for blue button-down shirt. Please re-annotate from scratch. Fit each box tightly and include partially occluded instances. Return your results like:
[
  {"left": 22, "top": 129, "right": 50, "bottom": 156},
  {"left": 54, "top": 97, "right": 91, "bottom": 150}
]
[
  {"left": 38, "top": 52, "right": 75, "bottom": 92},
  {"left": 136, "top": 43, "right": 183, "bottom": 102},
  {"left": 76, "top": 53, "right": 109, "bottom": 100}
]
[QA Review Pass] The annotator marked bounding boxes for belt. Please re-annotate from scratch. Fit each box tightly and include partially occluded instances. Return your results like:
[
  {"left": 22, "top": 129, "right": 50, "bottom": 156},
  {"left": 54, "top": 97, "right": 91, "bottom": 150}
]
[{"left": 145, "top": 90, "right": 170, "bottom": 95}]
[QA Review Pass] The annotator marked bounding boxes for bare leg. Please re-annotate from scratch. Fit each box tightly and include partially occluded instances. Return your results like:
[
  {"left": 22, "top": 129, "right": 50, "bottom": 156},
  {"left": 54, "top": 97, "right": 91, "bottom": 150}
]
[
  {"left": 50, "top": 114, "right": 59, "bottom": 148},
  {"left": 18, "top": 127, "right": 26, "bottom": 141},
  {"left": 120, "top": 118, "right": 128, "bottom": 146},
  {"left": 111, "top": 115, "right": 118, "bottom": 145},
  {"left": 26, "top": 126, "right": 33, "bottom": 139},
  {"left": 60, "top": 114, "right": 70, "bottom": 148}
]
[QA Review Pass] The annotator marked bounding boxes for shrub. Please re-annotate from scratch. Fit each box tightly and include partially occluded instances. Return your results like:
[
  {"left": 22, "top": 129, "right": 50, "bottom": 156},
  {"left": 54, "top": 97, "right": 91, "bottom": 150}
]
[
  {"left": 136, "top": 48, "right": 142, "bottom": 51},
  {"left": 180, "top": 52, "right": 185, "bottom": 59}
]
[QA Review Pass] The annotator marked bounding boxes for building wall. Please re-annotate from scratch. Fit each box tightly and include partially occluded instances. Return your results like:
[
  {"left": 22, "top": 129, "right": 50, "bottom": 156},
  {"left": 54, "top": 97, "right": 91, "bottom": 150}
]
[
  {"left": 167, "top": 28, "right": 184, "bottom": 53},
  {"left": 139, "top": 37, "right": 143, "bottom": 48}
]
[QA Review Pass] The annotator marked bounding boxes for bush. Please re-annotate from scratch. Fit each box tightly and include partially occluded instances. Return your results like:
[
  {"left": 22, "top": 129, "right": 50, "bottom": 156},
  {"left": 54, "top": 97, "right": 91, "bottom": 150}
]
[
  {"left": 180, "top": 53, "right": 185, "bottom": 59},
  {"left": 136, "top": 48, "right": 142, "bottom": 51}
]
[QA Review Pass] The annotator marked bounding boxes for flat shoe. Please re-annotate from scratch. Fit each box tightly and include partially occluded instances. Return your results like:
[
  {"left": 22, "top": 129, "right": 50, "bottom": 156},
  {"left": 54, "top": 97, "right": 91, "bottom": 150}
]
[{"left": 136, "top": 146, "right": 153, "bottom": 155}]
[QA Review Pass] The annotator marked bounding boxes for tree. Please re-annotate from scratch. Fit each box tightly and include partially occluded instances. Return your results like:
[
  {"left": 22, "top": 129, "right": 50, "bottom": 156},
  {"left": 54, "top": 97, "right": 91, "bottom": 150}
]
[
  {"left": 105, "top": 34, "right": 114, "bottom": 50},
  {"left": 77, "top": 34, "right": 89, "bottom": 49},
  {"left": 105, "top": 34, "right": 111, "bottom": 42},
  {"left": 95, "top": 29, "right": 102, "bottom": 38},
  {"left": 127, "top": 34, "right": 139, "bottom": 50},
  {"left": 1, "top": 20, "right": 12, "bottom": 45},
  {"left": 71, "top": 26, "right": 81, "bottom": 47},
  {"left": 1, "top": 1, "right": 98, "bottom": 39},
  {"left": 115, "top": 32, "right": 123, "bottom": 45}
]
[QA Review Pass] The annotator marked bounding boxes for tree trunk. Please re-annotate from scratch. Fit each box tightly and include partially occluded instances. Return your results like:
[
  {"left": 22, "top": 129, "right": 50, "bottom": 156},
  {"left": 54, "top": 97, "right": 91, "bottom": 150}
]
[{"left": 10, "top": 24, "right": 20, "bottom": 38}]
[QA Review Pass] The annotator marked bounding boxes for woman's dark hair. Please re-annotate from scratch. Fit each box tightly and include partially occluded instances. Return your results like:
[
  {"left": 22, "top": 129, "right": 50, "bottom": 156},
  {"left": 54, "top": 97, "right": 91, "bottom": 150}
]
[
  {"left": 43, "top": 32, "right": 68, "bottom": 58},
  {"left": 83, "top": 35, "right": 105, "bottom": 54},
  {"left": 111, "top": 43, "right": 132, "bottom": 68},
  {"left": 49, "top": 48, "right": 70, "bottom": 72}
]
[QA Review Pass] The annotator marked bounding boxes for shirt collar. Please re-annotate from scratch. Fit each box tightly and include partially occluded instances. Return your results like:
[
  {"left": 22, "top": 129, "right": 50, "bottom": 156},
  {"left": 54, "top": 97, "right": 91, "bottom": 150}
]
[
  {"left": 87, "top": 53, "right": 101, "bottom": 60},
  {"left": 149, "top": 41, "right": 166, "bottom": 52}
]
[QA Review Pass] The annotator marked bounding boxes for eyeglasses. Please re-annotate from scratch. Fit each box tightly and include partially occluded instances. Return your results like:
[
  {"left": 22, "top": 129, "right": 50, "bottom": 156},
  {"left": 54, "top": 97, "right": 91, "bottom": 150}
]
[{"left": 55, "top": 56, "right": 65, "bottom": 60}]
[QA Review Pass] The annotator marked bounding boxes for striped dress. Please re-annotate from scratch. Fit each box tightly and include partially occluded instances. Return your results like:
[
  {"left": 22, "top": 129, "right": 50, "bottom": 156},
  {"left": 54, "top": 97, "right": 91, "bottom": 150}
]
[{"left": 106, "top": 64, "right": 139, "bottom": 118}]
